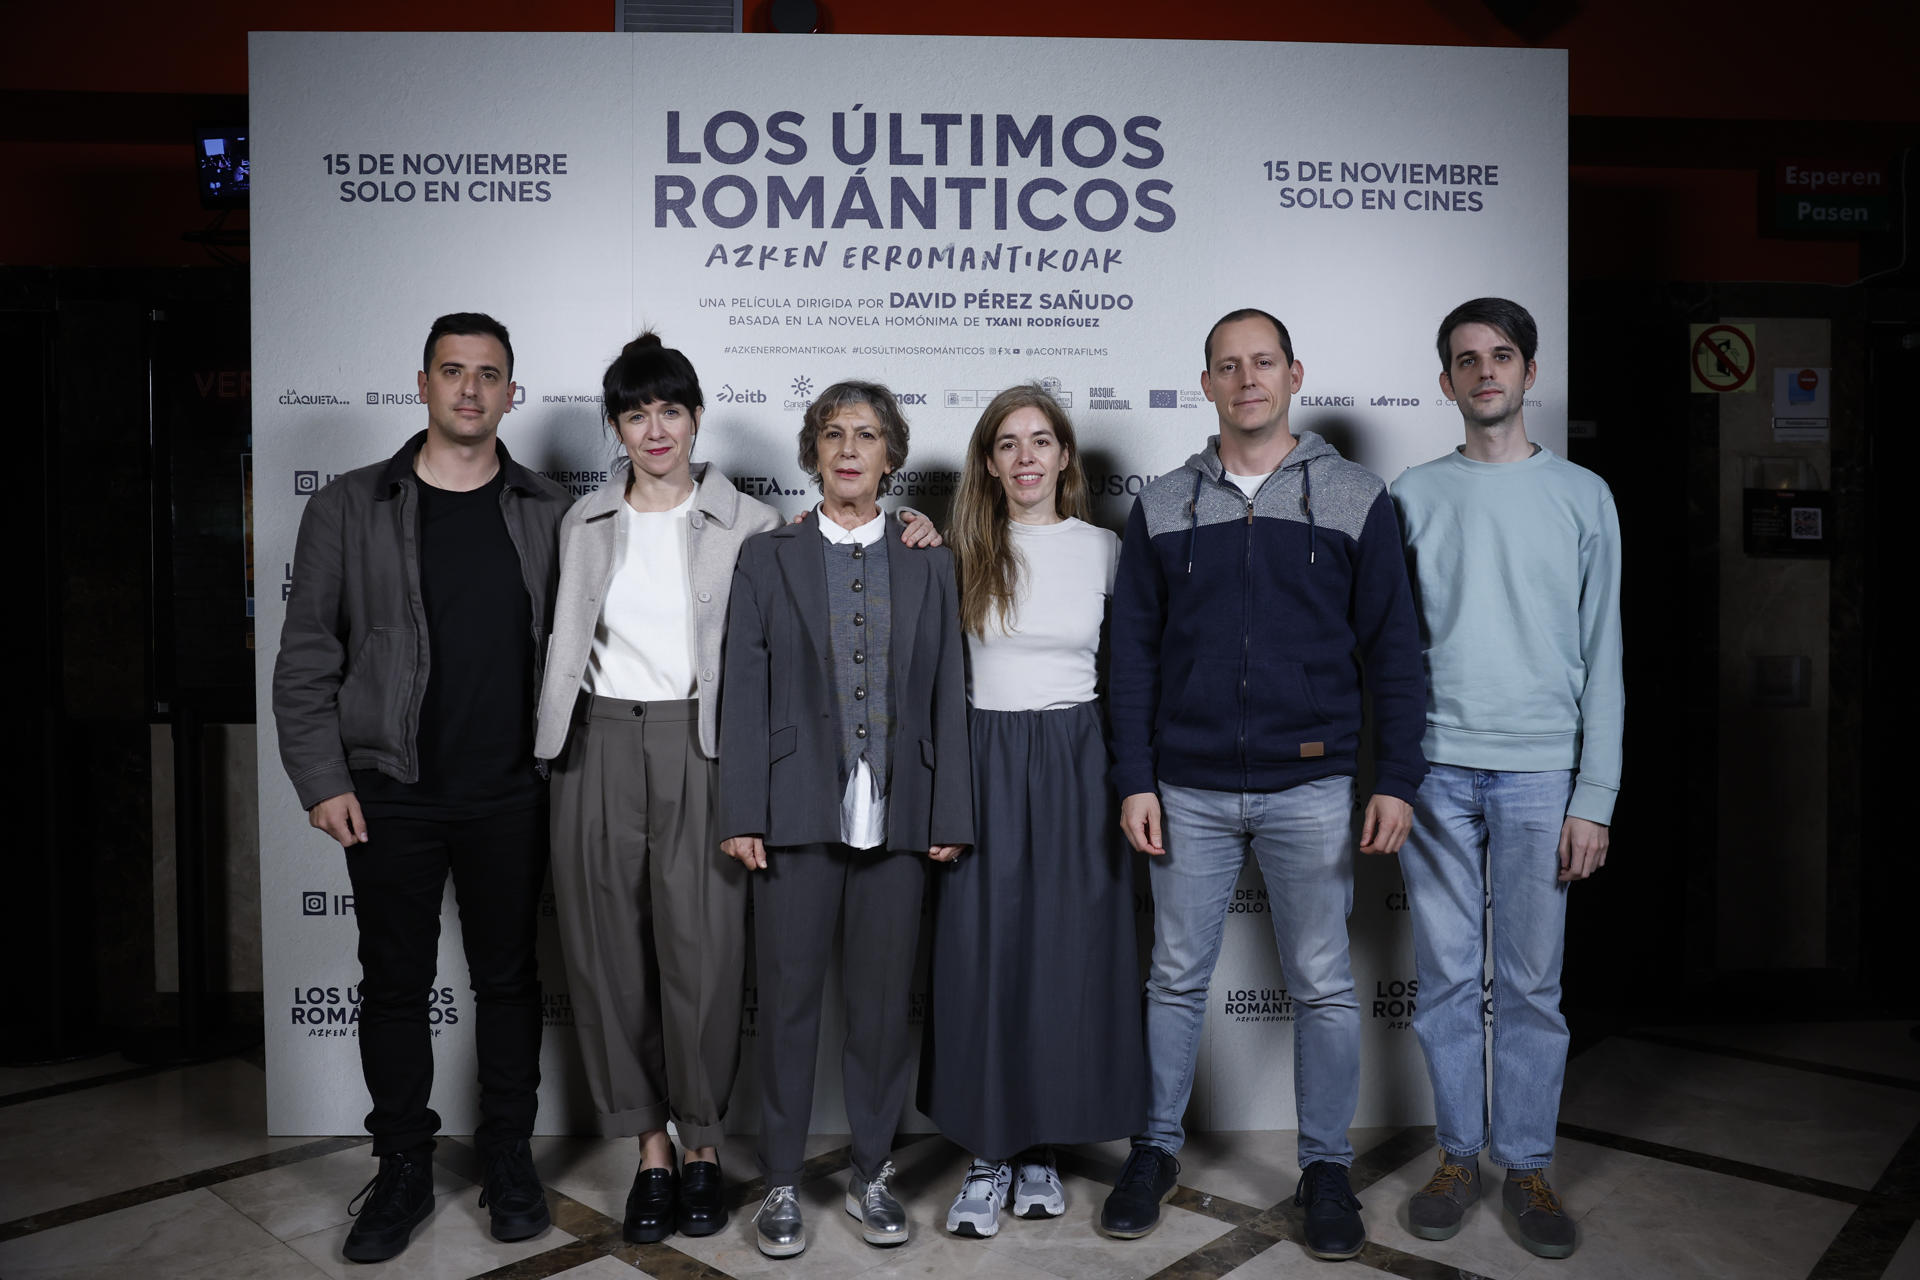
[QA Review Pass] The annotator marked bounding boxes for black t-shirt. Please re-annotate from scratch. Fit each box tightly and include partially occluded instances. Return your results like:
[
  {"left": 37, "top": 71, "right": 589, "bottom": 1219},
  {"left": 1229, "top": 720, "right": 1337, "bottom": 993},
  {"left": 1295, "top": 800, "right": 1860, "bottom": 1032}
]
[{"left": 355, "top": 470, "right": 541, "bottom": 818}]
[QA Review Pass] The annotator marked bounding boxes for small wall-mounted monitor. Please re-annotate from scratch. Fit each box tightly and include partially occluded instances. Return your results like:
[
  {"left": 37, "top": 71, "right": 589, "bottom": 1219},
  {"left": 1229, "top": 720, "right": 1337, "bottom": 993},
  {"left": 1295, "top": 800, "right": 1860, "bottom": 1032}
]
[{"left": 195, "top": 127, "right": 249, "bottom": 208}]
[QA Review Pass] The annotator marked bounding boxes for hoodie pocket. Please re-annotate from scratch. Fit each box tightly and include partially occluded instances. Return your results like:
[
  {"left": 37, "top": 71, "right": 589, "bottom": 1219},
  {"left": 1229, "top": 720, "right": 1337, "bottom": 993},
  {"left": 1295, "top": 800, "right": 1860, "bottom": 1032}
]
[
  {"left": 1156, "top": 657, "right": 1242, "bottom": 763},
  {"left": 1246, "top": 656, "right": 1332, "bottom": 761}
]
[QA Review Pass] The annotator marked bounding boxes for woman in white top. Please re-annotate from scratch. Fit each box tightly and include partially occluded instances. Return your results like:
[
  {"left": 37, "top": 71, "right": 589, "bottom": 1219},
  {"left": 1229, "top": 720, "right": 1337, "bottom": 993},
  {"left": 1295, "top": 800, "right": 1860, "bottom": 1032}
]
[
  {"left": 531, "top": 333, "right": 781, "bottom": 1245},
  {"left": 920, "top": 385, "right": 1149, "bottom": 1238}
]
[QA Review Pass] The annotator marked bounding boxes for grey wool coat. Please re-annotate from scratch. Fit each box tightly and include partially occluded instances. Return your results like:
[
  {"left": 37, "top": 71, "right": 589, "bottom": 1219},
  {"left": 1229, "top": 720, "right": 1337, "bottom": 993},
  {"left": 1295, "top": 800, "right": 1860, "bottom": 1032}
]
[
  {"left": 533, "top": 460, "right": 782, "bottom": 762},
  {"left": 717, "top": 511, "right": 974, "bottom": 854}
]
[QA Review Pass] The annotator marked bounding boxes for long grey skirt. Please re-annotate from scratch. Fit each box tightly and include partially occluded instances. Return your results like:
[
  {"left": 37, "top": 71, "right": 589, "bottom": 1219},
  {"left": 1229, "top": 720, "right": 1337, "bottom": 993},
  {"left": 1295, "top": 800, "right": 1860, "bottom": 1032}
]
[{"left": 919, "top": 699, "right": 1148, "bottom": 1159}]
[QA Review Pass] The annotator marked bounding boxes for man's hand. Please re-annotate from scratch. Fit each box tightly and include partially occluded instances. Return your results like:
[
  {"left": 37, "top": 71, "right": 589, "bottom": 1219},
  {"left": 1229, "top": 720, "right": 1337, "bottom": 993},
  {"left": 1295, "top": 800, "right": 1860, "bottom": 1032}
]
[
  {"left": 928, "top": 843, "right": 967, "bottom": 862},
  {"left": 1358, "top": 794, "right": 1412, "bottom": 855},
  {"left": 1121, "top": 792, "right": 1165, "bottom": 856},
  {"left": 310, "top": 792, "right": 369, "bottom": 847},
  {"left": 1558, "top": 817, "right": 1609, "bottom": 881},
  {"left": 899, "top": 510, "right": 944, "bottom": 548},
  {"left": 723, "top": 836, "right": 768, "bottom": 869}
]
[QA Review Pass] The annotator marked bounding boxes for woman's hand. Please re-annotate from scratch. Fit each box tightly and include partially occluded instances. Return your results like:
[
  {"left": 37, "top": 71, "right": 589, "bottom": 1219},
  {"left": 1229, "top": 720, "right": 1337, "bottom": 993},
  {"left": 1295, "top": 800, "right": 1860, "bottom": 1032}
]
[{"left": 722, "top": 836, "right": 768, "bottom": 869}]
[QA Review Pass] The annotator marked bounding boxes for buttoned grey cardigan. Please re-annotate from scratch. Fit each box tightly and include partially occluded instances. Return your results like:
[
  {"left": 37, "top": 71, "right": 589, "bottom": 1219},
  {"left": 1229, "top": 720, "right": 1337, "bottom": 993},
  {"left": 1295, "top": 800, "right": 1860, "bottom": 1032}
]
[{"left": 533, "top": 459, "right": 782, "bottom": 761}]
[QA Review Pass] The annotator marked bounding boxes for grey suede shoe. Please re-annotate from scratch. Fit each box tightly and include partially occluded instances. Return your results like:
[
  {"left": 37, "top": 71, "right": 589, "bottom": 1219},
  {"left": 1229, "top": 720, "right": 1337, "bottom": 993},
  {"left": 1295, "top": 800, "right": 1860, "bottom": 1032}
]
[
  {"left": 846, "top": 1159, "right": 909, "bottom": 1247},
  {"left": 1408, "top": 1154, "right": 1481, "bottom": 1240},
  {"left": 753, "top": 1185, "right": 807, "bottom": 1258},
  {"left": 1504, "top": 1169, "right": 1576, "bottom": 1259}
]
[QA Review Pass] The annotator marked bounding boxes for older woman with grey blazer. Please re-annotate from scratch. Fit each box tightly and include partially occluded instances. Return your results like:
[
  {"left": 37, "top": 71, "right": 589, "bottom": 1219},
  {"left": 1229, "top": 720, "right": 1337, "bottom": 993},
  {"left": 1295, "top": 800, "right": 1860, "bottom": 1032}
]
[
  {"left": 720, "top": 381, "right": 973, "bottom": 1260},
  {"left": 531, "top": 333, "right": 780, "bottom": 1245}
]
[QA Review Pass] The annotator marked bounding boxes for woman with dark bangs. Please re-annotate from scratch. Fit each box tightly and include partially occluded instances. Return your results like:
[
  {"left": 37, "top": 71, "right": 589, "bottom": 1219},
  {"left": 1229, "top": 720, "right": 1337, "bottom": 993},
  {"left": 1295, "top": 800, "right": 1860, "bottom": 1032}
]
[
  {"left": 532, "top": 332, "right": 781, "bottom": 1245},
  {"left": 920, "top": 384, "right": 1148, "bottom": 1239}
]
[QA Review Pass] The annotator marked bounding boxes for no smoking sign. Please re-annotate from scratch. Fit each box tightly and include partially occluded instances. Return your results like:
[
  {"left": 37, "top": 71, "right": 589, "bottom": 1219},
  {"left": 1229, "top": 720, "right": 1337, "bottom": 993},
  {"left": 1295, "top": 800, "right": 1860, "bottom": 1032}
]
[{"left": 1690, "top": 322, "right": 1759, "bottom": 393}]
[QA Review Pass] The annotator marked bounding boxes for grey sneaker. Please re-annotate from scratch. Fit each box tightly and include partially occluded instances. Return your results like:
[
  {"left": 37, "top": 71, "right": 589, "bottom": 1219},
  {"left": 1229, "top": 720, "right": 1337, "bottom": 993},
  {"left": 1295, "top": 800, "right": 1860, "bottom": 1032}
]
[
  {"left": 846, "top": 1159, "right": 909, "bottom": 1246},
  {"left": 1408, "top": 1154, "right": 1480, "bottom": 1240},
  {"left": 1012, "top": 1150, "right": 1065, "bottom": 1219},
  {"left": 946, "top": 1158, "right": 1012, "bottom": 1237},
  {"left": 753, "top": 1185, "right": 806, "bottom": 1258},
  {"left": 1504, "top": 1170, "right": 1576, "bottom": 1259}
]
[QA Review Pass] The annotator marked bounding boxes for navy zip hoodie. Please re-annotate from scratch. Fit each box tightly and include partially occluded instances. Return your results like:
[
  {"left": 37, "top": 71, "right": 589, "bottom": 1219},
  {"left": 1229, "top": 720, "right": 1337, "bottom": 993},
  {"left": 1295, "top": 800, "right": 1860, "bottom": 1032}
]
[{"left": 1109, "top": 431, "right": 1428, "bottom": 803}]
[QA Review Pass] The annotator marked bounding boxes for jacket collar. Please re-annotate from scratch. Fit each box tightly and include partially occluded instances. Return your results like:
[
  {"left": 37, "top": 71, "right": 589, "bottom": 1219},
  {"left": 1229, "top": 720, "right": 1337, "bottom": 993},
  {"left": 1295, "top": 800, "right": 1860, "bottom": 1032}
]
[
  {"left": 580, "top": 459, "right": 746, "bottom": 526},
  {"left": 376, "top": 429, "right": 544, "bottom": 499}
]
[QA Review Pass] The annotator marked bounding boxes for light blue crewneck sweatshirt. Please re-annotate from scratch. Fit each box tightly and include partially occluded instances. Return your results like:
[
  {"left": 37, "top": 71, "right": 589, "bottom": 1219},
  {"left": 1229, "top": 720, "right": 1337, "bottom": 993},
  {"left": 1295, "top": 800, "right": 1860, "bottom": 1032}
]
[{"left": 1389, "top": 445, "right": 1624, "bottom": 824}]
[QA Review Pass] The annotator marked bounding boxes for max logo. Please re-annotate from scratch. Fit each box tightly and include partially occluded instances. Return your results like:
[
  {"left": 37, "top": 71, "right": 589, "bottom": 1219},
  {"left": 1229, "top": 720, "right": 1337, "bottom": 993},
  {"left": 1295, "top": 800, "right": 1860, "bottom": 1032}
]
[{"left": 897, "top": 392, "right": 927, "bottom": 406}]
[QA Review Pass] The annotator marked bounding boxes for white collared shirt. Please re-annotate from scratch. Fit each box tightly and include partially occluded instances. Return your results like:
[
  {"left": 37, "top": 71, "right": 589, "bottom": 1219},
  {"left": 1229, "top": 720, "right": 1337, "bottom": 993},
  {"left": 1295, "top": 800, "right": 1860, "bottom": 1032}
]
[{"left": 817, "top": 505, "right": 888, "bottom": 849}]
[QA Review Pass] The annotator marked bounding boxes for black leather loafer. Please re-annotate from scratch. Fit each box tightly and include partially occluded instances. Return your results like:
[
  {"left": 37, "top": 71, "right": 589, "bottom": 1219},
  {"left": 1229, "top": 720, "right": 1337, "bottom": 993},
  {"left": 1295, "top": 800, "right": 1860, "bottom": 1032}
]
[
  {"left": 677, "top": 1159, "right": 728, "bottom": 1237},
  {"left": 624, "top": 1164, "right": 679, "bottom": 1244}
]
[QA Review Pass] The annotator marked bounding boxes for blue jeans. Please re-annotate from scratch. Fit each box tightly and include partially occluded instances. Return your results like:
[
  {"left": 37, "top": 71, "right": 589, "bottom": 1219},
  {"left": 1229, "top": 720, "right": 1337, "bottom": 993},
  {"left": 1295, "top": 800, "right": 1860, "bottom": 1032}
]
[
  {"left": 1142, "top": 778, "right": 1359, "bottom": 1167},
  {"left": 1400, "top": 765, "right": 1572, "bottom": 1170}
]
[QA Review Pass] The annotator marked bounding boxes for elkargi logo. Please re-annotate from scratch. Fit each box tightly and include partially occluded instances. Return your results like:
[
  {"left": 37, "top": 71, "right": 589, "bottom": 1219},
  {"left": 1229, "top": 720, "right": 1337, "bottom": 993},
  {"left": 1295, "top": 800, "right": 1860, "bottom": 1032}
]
[
  {"left": 1298, "top": 395, "right": 1356, "bottom": 408},
  {"left": 1088, "top": 386, "right": 1133, "bottom": 410},
  {"left": 715, "top": 383, "right": 768, "bottom": 404},
  {"left": 1148, "top": 389, "right": 1207, "bottom": 410},
  {"left": 300, "top": 889, "right": 355, "bottom": 916},
  {"left": 288, "top": 983, "right": 461, "bottom": 1037},
  {"left": 1224, "top": 986, "right": 1293, "bottom": 1023},
  {"left": 277, "top": 390, "right": 348, "bottom": 407}
]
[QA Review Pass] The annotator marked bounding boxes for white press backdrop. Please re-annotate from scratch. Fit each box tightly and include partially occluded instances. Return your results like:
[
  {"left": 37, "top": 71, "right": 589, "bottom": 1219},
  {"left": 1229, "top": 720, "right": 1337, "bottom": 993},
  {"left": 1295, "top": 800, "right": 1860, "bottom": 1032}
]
[{"left": 251, "top": 31, "right": 1566, "bottom": 1137}]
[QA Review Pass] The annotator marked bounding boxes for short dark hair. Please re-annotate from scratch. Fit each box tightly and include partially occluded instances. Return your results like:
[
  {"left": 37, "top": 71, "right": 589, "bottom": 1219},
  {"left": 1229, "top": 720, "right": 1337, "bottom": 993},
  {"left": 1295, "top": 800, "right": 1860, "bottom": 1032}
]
[
  {"left": 798, "top": 381, "right": 911, "bottom": 484},
  {"left": 1204, "top": 307, "right": 1294, "bottom": 367},
  {"left": 1436, "top": 297, "right": 1537, "bottom": 371},
  {"left": 422, "top": 312, "right": 514, "bottom": 377},
  {"left": 602, "top": 331, "right": 703, "bottom": 422}
]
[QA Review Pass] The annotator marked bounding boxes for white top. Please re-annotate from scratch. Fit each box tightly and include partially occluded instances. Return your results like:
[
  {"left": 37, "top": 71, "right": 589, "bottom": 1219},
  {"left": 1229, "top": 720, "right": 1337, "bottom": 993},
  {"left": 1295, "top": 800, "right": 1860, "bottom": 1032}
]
[
  {"left": 818, "top": 506, "right": 889, "bottom": 850},
  {"left": 1225, "top": 468, "right": 1274, "bottom": 499},
  {"left": 584, "top": 491, "right": 697, "bottom": 702},
  {"left": 968, "top": 517, "right": 1119, "bottom": 712}
]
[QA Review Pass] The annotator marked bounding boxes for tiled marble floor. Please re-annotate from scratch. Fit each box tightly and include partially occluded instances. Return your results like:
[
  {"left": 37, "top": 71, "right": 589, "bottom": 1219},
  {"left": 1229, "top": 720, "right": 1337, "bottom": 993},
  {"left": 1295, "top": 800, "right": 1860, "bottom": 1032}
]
[{"left": 1, "top": 1023, "right": 1914, "bottom": 1279}]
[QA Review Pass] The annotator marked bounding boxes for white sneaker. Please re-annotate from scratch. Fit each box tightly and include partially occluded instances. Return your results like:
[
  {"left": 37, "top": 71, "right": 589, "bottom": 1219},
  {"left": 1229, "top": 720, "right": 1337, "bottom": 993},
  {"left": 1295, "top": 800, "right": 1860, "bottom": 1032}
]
[
  {"left": 1013, "top": 1151, "right": 1066, "bottom": 1219},
  {"left": 946, "top": 1158, "right": 1013, "bottom": 1238}
]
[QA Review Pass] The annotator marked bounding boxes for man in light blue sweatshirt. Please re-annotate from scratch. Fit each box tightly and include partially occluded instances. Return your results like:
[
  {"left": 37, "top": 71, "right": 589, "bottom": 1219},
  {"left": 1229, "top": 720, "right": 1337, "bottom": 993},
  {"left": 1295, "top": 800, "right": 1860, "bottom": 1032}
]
[{"left": 1388, "top": 298, "right": 1623, "bottom": 1262}]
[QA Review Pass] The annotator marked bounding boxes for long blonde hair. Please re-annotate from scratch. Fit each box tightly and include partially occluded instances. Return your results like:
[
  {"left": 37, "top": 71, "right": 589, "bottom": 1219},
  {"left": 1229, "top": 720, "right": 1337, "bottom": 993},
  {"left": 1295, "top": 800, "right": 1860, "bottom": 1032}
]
[{"left": 952, "top": 385, "right": 1091, "bottom": 638}]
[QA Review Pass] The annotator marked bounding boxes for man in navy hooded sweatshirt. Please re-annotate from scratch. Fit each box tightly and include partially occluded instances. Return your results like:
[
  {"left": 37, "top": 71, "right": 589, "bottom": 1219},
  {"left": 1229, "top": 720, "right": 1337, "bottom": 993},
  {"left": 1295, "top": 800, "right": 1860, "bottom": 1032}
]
[{"left": 1100, "top": 308, "right": 1428, "bottom": 1261}]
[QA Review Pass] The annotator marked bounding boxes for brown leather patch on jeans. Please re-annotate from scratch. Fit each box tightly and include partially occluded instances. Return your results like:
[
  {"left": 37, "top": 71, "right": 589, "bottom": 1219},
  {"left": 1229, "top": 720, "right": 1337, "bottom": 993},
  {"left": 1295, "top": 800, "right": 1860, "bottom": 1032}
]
[{"left": 1300, "top": 741, "right": 1325, "bottom": 758}]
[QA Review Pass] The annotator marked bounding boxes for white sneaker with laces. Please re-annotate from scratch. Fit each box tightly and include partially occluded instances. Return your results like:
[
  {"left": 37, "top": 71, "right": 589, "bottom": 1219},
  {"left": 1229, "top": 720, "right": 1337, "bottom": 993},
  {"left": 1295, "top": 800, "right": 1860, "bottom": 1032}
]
[
  {"left": 945, "top": 1158, "right": 1013, "bottom": 1238},
  {"left": 1013, "top": 1151, "right": 1066, "bottom": 1219}
]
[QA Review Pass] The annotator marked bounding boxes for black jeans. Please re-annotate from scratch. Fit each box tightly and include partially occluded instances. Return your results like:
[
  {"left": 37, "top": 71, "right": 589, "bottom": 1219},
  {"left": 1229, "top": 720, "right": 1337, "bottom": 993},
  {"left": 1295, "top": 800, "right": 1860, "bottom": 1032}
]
[{"left": 344, "top": 806, "right": 548, "bottom": 1156}]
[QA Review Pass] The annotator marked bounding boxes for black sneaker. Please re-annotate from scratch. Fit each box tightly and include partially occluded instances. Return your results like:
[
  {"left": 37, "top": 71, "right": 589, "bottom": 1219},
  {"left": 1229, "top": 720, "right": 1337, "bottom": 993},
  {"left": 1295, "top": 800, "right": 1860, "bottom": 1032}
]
[
  {"left": 1293, "top": 1160, "right": 1365, "bottom": 1261},
  {"left": 1098, "top": 1144, "right": 1180, "bottom": 1239},
  {"left": 343, "top": 1150, "right": 434, "bottom": 1263},
  {"left": 1504, "top": 1169, "right": 1576, "bottom": 1258},
  {"left": 1408, "top": 1154, "right": 1480, "bottom": 1240},
  {"left": 478, "top": 1139, "right": 552, "bottom": 1243}
]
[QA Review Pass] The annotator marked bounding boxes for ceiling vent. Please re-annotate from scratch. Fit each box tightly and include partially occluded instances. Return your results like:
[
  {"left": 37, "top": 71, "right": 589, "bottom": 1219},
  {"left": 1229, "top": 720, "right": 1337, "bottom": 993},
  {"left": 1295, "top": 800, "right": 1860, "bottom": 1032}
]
[{"left": 618, "top": 0, "right": 742, "bottom": 31}]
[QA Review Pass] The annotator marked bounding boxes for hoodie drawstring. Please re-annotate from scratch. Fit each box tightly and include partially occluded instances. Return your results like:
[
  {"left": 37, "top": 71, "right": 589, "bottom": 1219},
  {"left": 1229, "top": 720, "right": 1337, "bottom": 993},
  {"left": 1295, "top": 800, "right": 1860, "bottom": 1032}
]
[
  {"left": 1185, "top": 467, "right": 1203, "bottom": 574},
  {"left": 1301, "top": 461, "right": 1316, "bottom": 564}
]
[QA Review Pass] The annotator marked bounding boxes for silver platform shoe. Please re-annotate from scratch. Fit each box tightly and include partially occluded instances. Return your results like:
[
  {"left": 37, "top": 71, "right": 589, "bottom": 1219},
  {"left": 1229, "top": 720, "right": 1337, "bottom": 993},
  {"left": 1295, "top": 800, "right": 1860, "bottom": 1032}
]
[
  {"left": 845, "top": 1159, "right": 909, "bottom": 1246},
  {"left": 753, "top": 1185, "right": 806, "bottom": 1258}
]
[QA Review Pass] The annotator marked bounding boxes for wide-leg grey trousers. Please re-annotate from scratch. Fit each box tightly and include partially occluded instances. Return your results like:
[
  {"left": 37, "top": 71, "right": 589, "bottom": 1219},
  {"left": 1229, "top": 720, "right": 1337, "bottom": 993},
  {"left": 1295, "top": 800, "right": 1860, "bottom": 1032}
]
[
  {"left": 752, "top": 842, "right": 927, "bottom": 1188},
  {"left": 549, "top": 694, "right": 747, "bottom": 1149}
]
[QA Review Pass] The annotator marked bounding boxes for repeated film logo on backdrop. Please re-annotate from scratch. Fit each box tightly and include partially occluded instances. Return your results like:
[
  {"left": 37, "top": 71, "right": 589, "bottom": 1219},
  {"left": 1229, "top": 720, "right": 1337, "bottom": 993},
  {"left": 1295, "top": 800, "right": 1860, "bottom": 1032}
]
[
  {"left": 299, "top": 889, "right": 355, "bottom": 917},
  {"left": 287, "top": 983, "right": 461, "bottom": 1038}
]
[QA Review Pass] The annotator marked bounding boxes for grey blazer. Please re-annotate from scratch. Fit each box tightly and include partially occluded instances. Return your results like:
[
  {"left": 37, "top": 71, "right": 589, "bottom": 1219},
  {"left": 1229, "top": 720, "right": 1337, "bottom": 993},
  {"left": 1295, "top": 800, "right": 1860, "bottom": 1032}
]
[
  {"left": 718, "top": 511, "right": 973, "bottom": 854},
  {"left": 533, "top": 459, "right": 781, "bottom": 761}
]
